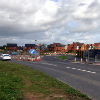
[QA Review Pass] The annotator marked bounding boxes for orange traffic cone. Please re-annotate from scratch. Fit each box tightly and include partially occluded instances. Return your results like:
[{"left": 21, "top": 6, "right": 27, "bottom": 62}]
[
  {"left": 86, "top": 58, "right": 89, "bottom": 64},
  {"left": 80, "top": 58, "right": 83, "bottom": 63},
  {"left": 74, "top": 57, "right": 76, "bottom": 62}
]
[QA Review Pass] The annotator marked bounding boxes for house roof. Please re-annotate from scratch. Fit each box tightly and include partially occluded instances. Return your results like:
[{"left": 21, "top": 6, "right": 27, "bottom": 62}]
[
  {"left": 94, "top": 43, "right": 100, "bottom": 46},
  {"left": 7, "top": 43, "right": 17, "bottom": 47},
  {"left": 51, "top": 43, "right": 62, "bottom": 47},
  {"left": 62, "top": 45, "right": 66, "bottom": 47},
  {"left": 25, "top": 44, "right": 36, "bottom": 47},
  {"left": 73, "top": 42, "right": 84, "bottom": 47}
]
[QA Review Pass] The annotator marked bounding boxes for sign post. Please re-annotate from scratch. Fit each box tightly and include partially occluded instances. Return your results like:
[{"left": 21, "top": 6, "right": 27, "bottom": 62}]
[
  {"left": 29, "top": 49, "right": 36, "bottom": 59},
  {"left": 29, "top": 49, "right": 36, "bottom": 54}
]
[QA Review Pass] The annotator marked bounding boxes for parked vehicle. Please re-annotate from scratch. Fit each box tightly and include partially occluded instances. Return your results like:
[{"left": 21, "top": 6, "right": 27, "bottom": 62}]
[{"left": 0, "top": 54, "right": 11, "bottom": 61}]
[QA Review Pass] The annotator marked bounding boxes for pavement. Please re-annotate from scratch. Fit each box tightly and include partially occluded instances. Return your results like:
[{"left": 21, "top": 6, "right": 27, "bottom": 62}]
[
  {"left": 57, "top": 55, "right": 100, "bottom": 65},
  {"left": 93, "top": 63, "right": 100, "bottom": 65}
]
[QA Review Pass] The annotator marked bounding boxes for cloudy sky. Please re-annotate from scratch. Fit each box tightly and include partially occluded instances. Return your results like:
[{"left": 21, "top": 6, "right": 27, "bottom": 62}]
[{"left": 0, "top": 0, "right": 100, "bottom": 46}]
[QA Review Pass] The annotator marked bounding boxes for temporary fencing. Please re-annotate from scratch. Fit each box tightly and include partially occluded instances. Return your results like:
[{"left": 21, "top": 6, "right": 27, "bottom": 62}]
[
  {"left": 11, "top": 55, "right": 41, "bottom": 62},
  {"left": 35, "top": 55, "right": 41, "bottom": 61},
  {"left": 42, "top": 53, "right": 76, "bottom": 55}
]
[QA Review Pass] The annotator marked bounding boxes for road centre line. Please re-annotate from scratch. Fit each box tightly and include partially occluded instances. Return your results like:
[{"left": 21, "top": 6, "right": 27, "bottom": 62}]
[
  {"left": 66, "top": 67, "right": 96, "bottom": 74},
  {"left": 77, "top": 69, "right": 81, "bottom": 70},
  {"left": 82, "top": 70, "right": 86, "bottom": 72},
  {"left": 72, "top": 68, "right": 76, "bottom": 69},
  {"left": 66, "top": 67, "right": 70, "bottom": 68},
  {"left": 42, "top": 63, "right": 57, "bottom": 66},
  {"left": 90, "top": 72, "right": 96, "bottom": 74},
  {"left": 87, "top": 71, "right": 91, "bottom": 72}
]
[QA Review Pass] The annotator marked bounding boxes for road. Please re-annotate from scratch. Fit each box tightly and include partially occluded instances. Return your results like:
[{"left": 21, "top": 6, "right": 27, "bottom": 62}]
[{"left": 10, "top": 55, "right": 100, "bottom": 100}]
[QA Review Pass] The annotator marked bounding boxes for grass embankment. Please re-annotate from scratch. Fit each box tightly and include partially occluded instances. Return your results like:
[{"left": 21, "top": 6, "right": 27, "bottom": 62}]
[
  {"left": 0, "top": 61, "right": 91, "bottom": 100},
  {"left": 57, "top": 55, "right": 70, "bottom": 60}
]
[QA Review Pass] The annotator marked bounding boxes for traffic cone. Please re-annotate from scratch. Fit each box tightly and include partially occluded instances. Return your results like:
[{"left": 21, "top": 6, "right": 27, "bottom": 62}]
[
  {"left": 86, "top": 58, "right": 89, "bottom": 64},
  {"left": 74, "top": 57, "right": 76, "bottom": 62},
  {"left": 80, "top": 58, "right": 83, "bottom": 63}
]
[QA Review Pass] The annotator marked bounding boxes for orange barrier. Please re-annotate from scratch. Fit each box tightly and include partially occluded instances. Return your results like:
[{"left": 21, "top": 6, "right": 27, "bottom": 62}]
[
  {"left": 12, "top": 55, "right": 40, "bottom": 62},
  {"left": 35, "top": 55, "right": 41, "bottom": 61},
  {"left": 23, "top": 57, "right": 26, "bottom": 61},
  {"left": 19, "top": 57, "right": 22, "bottom": 60},
  {"left": 16, "top": 57, "right": 18, "bottom": 60}
]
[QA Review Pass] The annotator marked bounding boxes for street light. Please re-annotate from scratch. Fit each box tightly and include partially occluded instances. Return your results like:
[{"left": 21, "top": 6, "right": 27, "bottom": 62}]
[
  {"left": 35, "top": 40, "right": 37, "bottom": 60},
  {"left": 88, "top": 46, "right": 91, "bottom": 63}
]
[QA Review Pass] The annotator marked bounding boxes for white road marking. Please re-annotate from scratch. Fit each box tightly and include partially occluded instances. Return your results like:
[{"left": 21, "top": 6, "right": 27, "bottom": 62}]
[
  {"left": 77, "top": 69, "right": 81, "bottom": 70},
  {"left": 87, "top": 71, "right": 91, "bottom": 73},
  {"left": 90, "top": 72, "right": 96, "bottom": 74},
  {"left": 66, "top": 67, "right": 96, "bottom": 74},
  {"left": 42, "top": 63, "right": 57, "bottom": 66},
  {"left": 82, "top": 70, "right": 86, "bottom": 72},
  {"left": 66, "top": 67, "right": 70, "bottom": 68},
  {"left": 72, "top": 68, "right": 76, "bottom": 69}
]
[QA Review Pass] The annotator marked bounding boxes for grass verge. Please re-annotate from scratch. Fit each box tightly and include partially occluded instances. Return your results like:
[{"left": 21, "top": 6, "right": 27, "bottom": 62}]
[
  {"left": 0, "top": 61, "right": 92, "bottom": 100},
  {"left": 57, "top": 55, "right": 70, "bottom": 60}
]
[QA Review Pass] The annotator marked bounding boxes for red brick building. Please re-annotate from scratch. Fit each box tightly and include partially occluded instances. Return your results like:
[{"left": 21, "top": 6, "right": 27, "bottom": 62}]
[
  {"left": 67, "top": 42, "right": 84, "bottom": 52},
  {"left": 94, "top": 43, "right": 100, "bottom": 50},
  {"left": 6, "top": 43, "right": 18, "bottom": 51},
  {"left": 25, "top": 44, "right": 36, "bottom": 51},
  {"left": 48, "top": 43, "right": 67, "bottom": 52}
]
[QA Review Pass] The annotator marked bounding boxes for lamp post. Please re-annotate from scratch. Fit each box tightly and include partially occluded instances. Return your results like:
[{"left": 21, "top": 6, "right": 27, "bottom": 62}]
[
  {"left": 88, "top": 46, "right": 91, "bottom": 63},
  {"left": 35, "top": 40, "right": 37, "bottom": 60}
]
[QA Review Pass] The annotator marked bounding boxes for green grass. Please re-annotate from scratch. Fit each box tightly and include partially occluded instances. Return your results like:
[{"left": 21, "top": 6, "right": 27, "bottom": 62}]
[
  {"left": 0, "top": 61, "right": 92, "bottom": 100},
  {"left": 57, "top": 55, "right": 70, "bottom": 60}
]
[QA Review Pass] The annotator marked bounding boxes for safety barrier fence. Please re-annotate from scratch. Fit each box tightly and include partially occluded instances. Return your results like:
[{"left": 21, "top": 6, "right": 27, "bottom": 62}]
[
  {"left": 41, "top": 53, "right": 76, "bottom": 55},
  {"left": 11, "top": 55, "right": 41, "bottom": 62}
]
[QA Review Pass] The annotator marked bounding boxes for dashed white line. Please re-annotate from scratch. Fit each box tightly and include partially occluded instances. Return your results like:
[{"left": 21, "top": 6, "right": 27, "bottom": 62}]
[
  {"left": 66, "top": 67, "right": 70, "bottom": 68},
  {"left": 42, "top": 63, "right": 57, "bottom": 66},
  {"left": 87, "top": 71, "right": 91, "bottom": 73},
  {"left": 72, "top": 68, "right": 76, "bottom": 69},
  {"left": 82, "top": 70, "right": 86, "bottom": 72},
  {"left": 77, "top": 69, "right": 81, "bottom": 70},
  {"left": 66, "top": 67, "right": 96, "bottom": 74},
  {"left": 90, "top": 72, "right": 96, "bottom": 74}
]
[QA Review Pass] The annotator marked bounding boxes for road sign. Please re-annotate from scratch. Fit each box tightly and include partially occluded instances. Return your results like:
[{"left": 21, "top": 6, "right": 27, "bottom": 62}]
[{"left": 29, "top": 49, "right": 36, "bottom": 54}]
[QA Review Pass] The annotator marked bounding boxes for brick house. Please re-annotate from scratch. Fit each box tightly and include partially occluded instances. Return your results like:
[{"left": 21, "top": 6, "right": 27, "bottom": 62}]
[
  {"left": 80, "top": 44, "right": 87, "bottom": 51},
  {"left": 48, "top": 43, "right": 66, "bottom": 52},
  {"left": 25, "top": 44, "right": 36, "bottom": 51},
  {"left": 67, "top": 44, "right": 73, "bottom": 52},
  {"left": 6, "top": 43, "right": 18, "bottom": 51},
  {"left": 94, "top": 43, "right": 100, "bottom": 50},
  {"left": 85, "top": 44, "right": 95, "bottom": 50},
  {"left": 67, "top": 42, "right": 84, "bottom": 52}
]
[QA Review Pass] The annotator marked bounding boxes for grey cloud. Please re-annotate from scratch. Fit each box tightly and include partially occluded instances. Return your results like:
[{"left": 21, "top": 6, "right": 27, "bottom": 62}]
[
  {"left": 0, "top": 0, "right": 100, "bottom": 46},
  {"left": 78, "top": 3, "right": 87, "bottom": 6}
]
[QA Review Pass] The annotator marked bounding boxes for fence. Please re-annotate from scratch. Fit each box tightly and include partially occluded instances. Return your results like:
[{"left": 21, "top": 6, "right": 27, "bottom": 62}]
[{"left": 95, "top": 54, "right": 100, "bottom": 63}]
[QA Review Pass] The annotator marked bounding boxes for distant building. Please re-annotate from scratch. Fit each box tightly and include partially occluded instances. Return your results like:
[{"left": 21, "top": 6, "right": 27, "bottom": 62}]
[
  {"left": 48, "top": 43, "right": 67, "bottom": 52},
  {"left": 94, "top": 43, "right": 100, "bottom": 50},
  {"left": 18, "top": 46, "right": 24, "bottom": 51},
  {"left": 25, "top": 44, "right": 36, "bottom": 51},
  {"left": 67, "top": 42, "right": 84, "bottom": 52},
  {"left": 6, "top": 43, "right": 18, "bottom": 51}
]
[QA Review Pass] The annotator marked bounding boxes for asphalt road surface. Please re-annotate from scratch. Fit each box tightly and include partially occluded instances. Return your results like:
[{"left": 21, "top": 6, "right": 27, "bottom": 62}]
[{"left": 10, "top": 55, "right": 100, "bottom": 100}]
